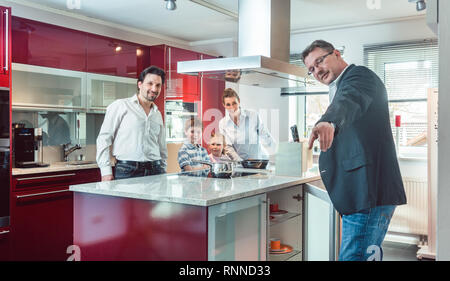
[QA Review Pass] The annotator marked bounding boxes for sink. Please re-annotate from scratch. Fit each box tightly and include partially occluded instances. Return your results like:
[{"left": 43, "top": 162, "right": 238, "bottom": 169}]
[{"left": 66, "top": 160, "right": 97, "bottom": 166}]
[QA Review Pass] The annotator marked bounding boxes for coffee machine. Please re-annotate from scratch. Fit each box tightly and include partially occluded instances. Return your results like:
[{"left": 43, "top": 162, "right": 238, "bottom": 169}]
[{"left": 13, "top": 126, "right": 49, "bottom": 168}]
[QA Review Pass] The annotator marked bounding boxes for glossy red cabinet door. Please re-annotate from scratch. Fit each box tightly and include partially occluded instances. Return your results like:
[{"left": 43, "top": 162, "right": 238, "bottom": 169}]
[
  {"left": 87, "top": 33, "right": 148, "bottom": 78},
  {"left": 11, "top": 186, "right": 73, "bottom": 261},
  {"left": 149, "top": 45, "right": 167, "bottom": 122},
  {"left": 0, "top": 6, "right": 11, "bottom": 88},
  {"left": 74, "top": 193, "right": 208, "bottom": 261},
  {"left": 201, "top": 54, "right": 225, "bottom": 145},
  {"left": 11, "top": 16, "right": 87, "bottom": 72},
  {"left": 165, "top": 46, "right": 201, "bottom": 101},
  {"left": 0, "top": 226, "right": 11, "bottom": 261},
  {"left": 11, "top": 168, "right": 101, "bottom": 261}
]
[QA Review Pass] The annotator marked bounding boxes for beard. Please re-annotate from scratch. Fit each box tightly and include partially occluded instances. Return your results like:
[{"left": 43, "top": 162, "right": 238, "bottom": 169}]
[{"left": 140, "top": 90, "right": 159, "bottom": 102}]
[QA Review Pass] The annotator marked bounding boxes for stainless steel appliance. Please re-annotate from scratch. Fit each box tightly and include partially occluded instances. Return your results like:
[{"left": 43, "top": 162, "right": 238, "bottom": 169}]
[
  {"left": 178, "top": 0, "right": 309, "bottom": 91},
  {"left": 13, "top": 127, "right": 48, "bottom": 168},
  {"left": 0, "top": 88, "right": 10, "bottom": 228},
  {"left": 165, "top": 100, "right": 199, "bottom": 142},
  {"left": 178, "top": 168, "right": 259, "bottom": 178}
]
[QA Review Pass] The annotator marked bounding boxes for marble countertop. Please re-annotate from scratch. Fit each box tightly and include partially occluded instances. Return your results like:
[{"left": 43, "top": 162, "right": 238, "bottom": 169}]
[
  {"left": 69, "top": 168, "right": 321, "bottom": 207},
  {"left": 12, "top": 161, "right": 99, "bottom": 176}
]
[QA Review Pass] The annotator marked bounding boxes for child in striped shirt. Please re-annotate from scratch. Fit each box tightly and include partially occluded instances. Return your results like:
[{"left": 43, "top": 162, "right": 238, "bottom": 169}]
[{"left": 177, "top": 117, "right": 210, "bottom": 171}]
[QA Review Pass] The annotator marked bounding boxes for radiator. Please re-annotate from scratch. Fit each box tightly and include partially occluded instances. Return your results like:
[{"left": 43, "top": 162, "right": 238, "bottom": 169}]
[{"left": 388, "top": 177, "right": 428, "bottom": 236}]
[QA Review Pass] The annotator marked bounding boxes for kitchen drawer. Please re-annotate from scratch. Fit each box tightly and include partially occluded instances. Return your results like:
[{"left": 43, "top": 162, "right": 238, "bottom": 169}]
[
  {"left": 12, "top": 168, "right": 101, "bottom": 191},
  {"left": 73, "top": 168, "right": 101, "bottom": 185},
  {"left": 12, "top": 171, "right": 77, "bottom": 191},
  {"left": 0, "top": 227, "right": 11, "bottom": 261},
  {"left": 12, "top": 186, "right": 73, "bottom": 261}
]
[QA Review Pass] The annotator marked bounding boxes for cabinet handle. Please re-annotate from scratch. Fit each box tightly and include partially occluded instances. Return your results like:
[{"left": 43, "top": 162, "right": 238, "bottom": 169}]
[
  {"left": 168, "top": 47, "right": 171, "bottom": 91},
  {"left": 16, "top": 173, "right": 76, "bottom": 181},
  {"left": 3, "top": 9, "right": 8, "bottom": 72},
  {"left": 0, "top": 230, "right": 10, "bottom": 235},
  {"left": 16, "top": 189, "right": 70, "bottom": 199}
]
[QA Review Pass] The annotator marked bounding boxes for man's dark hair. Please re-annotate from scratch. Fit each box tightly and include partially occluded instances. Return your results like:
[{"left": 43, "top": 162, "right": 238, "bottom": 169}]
[
  {"left": 138, "top": 65, "right": 166, "bottom": 85},
  {"left": 301, "top": 40, "right": 335, "bottom": 63}
]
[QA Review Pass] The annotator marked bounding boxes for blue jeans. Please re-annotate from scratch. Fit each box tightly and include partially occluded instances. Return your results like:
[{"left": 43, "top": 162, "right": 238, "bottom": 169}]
[
  {"left": 339, "top": 205, "right": 396, "bottom": 261},
  {"left": 115, "top": 160, "right": 165, "bottom": 180}
]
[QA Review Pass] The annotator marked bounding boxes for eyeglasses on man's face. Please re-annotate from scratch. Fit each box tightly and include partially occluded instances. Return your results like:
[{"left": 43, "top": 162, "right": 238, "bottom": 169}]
[{"left": 307, "top": 50, "right": 334, "bottom": 76}]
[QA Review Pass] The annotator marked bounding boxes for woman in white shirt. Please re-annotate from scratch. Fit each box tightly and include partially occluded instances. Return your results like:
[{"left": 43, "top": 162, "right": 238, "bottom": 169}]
[{"left": 218, "top": 88, "right": 277, "bottom": 161}]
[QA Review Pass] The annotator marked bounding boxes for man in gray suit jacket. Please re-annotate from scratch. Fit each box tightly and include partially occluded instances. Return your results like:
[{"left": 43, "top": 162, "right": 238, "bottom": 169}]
[{"left": 302, "top": 40, "right": 407, "bottom": 261}]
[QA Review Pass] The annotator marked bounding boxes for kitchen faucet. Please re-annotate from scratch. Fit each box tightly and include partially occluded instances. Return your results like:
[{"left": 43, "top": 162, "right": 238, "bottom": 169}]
[{"left": 63, "top": 143, "right": 82, "bottom": 161}]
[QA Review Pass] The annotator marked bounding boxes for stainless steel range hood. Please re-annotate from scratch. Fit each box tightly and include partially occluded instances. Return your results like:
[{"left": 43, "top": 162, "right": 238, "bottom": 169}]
[{"left": 177, "top": 0, "right": 309, "bottom": 89}]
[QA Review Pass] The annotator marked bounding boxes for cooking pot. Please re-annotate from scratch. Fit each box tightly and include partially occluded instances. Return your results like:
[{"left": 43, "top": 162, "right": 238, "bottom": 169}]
[
  {"left": 240, "top": 159, "right": 269, "bottom": 169},
  {"left": 192, "top": 160, "right": 234, "bottom": 178}
]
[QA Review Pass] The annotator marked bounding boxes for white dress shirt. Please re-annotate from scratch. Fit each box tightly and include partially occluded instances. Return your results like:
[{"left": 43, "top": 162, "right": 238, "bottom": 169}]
[
  {"left": 328, "top": 64, "right": 350, "bottom": 103},
  {"left": 219, "top": 108, "right": 276, "bottom": 160},
  {"left": 96, "top": 94, "right": 168, "bottom": 176}
]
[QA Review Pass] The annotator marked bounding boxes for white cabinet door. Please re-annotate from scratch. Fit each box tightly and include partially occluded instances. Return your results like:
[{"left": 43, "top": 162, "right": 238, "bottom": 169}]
[
  {"left": 303, "top": 180, "right": 339, "bottom": 261},
  {"left": 87, "top": 73, "right": 137, "bottom": 111},
  {"left": 12, "top": 63, "right": 85, "bottom": 110},
  {"left": 208, "top": 194, "right": 267, "bottom": 261}
]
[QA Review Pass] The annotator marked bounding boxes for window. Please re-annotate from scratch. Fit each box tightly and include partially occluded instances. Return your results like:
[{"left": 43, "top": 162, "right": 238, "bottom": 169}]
[{"left": 364, "top": 40, "right": 438, "bottom": 156}]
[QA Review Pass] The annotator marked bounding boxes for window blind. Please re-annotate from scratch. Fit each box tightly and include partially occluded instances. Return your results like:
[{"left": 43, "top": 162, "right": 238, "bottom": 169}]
[
  {"left": 364, "top": 39, "right": 438, "bottom": 101},
  {"left": 364, "top": 39, "right": 438, "bottom": 148}
]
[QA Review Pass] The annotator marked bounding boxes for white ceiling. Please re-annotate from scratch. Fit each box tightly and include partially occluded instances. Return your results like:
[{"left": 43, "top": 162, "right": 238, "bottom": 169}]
[{"left": 9, "top": 0, "right": 426, "bottom": 42}]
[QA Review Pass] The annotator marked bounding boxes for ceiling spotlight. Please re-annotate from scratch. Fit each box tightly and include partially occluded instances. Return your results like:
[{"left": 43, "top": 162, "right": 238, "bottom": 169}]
[
  {"left": 165, "top": 0, "right": 177, "bottom": 11},
  {"left": 409, "top": 0, "right": 426, "bottom": 12},
  {"left": 416, "top": 0, "right": 426, "bottom": 11}
]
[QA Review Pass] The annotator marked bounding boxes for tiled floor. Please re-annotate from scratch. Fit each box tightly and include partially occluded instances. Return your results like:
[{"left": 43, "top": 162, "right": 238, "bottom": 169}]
[{"left": 382, "top": 241, "right": 422, "bottom": 261}]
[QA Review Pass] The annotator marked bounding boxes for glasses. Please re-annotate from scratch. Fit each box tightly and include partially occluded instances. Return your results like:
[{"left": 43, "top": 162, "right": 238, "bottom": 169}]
[{"left": 307, "top": 50, "right": 334, "bottom": 76}]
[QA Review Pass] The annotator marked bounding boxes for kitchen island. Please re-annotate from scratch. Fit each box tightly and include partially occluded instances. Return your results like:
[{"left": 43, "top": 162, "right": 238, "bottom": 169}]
[{"left": 69, "top": 168, "right": 321, "bottom": 261}]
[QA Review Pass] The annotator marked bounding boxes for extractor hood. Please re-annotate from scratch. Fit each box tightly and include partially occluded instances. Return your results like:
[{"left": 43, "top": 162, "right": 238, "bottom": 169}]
[{"left": 177, "top": 0, "right": 310, "bottom": 90}]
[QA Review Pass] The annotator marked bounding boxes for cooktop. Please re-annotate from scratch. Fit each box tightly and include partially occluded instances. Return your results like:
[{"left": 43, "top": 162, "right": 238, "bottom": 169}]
[{"left": 178, "top": 169, "right": 260, "bottom": 178}]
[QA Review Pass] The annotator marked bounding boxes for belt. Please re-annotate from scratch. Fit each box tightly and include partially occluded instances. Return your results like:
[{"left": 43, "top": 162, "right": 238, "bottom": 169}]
[{"left": 116, "top": 160, "right": 161, "bottom": 169}]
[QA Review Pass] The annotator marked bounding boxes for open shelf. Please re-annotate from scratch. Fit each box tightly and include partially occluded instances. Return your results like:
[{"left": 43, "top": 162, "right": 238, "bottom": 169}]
[
  {"left": 269, "top": 249, "right": 301, "bottom": 261},
  {"left": 269, "top": 211, "right": 300, "bottom": 226}
]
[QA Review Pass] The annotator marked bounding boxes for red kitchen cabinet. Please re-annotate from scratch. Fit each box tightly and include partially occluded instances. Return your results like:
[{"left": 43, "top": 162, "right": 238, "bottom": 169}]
[
  {"left": 201, "top": 54, "right": 225, "bottom": 146},
  {"left": 74, "top": 192, "right": 208, "bottom": 261},
  {"left": 0, "top": 226, "right": 11, "bottom": 261},
  {"left": 11, "top": 17, "right": 87, "bottom": 72},
  {"left": 166, "top": 46, "right": 201, "bottom": 101},
  {"left": 0, "top": 6, "right": 11, "bottom": 88},
  {"left": 150, "top": 45, "right": 201, "bottom": 102},
  {"left": 11, "top": 16, "right": 150, "bottom": 78},
  {"left": 87, "top": 33, "right": 149, "bottom": 78},
  {"left": 148, "top": 45, "right": 166, "bottom": 121},
  {"left": 11, "top": 168, "right": 101, "bottom": 261}
]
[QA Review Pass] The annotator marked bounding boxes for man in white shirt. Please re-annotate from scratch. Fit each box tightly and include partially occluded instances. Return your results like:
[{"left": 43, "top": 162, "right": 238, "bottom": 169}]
[
  {"left": 96, "top": 66, "right": 168, "bottom": 181},
  {"left": 218, "top": 88, "right": 276, "bottom": 160}
]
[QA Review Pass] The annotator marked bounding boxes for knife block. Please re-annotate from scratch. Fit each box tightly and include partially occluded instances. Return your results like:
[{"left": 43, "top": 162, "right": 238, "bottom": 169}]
[{"left": 275, "top": 141, "right": 312, "bottom": 176}]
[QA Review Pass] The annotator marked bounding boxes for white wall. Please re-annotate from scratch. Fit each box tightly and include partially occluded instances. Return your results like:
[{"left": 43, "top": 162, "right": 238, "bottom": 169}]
[
  {"left": 226, "top": 83, "right": 289, "bottom": 144},
  {"left": 290, "top": 17, "right": 436, "bottom": 65}
]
